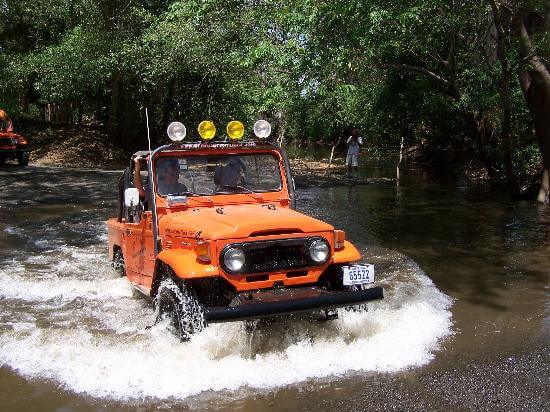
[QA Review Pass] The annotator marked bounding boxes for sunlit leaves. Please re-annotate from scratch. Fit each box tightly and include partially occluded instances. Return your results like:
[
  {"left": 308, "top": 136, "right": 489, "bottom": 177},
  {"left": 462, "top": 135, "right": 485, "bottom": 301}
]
[{"left": 0, "top": 0, "right": 545, "bottom": 165}]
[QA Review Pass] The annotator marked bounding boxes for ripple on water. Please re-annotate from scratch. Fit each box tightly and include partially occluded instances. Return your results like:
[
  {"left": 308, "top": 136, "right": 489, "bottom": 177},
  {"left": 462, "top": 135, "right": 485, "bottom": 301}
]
[{"left": 0, "top": 246, "right": 453, "bottom": 400}]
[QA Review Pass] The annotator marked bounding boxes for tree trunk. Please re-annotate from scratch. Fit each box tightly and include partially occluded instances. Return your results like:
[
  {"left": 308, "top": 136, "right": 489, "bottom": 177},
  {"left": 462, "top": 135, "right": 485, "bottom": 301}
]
[
  {"left": 60, "top": 100, "right": 71, "bottom": 124},
  {"left": 77, "top": 100, "right": 84, "bottom": 125},
  {"left": 516, "top": 12, "right": 550, "bottom": 203},
  {"left": 274, "top": 110, "right": 285, "bottom": 146},
  {"left": 329, "top": 135, "right": 344, "bottom": 165},
  {"left": 498, "top": 68, "right": 519, "bottom": 196},
  {"left": 489, "top": 0, "right": 520, "bottom": 196},
  {"left": 161, "top": 79, "right": 176, "bottom": 143},
  {"left": 108, "top": 74, "right": 121, "bottom": 141},
  {"left": 21, "top": 90, "right": 29, "bottom": 114},
  {"left": 539, "top": 169, "right": 550, "bottom": 203},
  {"left": 468, "top": 111, "right": 498, "bottom": 178},
  {"left": 21, "top": 73, "right": 36, "bottom": 113},
  {"left": 53, "top": 103, "right": 60, "bottom": 123}
]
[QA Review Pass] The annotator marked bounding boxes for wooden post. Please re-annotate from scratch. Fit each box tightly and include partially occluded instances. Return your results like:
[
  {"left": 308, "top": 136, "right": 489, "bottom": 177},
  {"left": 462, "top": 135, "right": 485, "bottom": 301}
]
[
  {"left": 397, "top": 137, "right": 405, "bottom": 181},
  {"left": 538, "top": 169, "right": 550, "bottom": 203},
  {"left": 329, "top": 135, "right": 344, "bottom": 165}
]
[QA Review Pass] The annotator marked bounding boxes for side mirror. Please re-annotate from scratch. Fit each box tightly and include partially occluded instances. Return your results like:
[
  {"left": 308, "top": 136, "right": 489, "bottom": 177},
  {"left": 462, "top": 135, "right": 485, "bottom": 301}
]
[{"left": 124, "top": 188, "right": 140, "bottom": 208}]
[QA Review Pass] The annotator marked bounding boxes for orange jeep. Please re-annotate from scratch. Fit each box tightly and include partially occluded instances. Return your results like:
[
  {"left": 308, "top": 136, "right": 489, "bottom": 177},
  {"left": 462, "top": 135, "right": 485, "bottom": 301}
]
[
  {"left": 0, "top": 110, "right": 30, "bottom": 166},
  {"left": 107, "top": 120, "right": 383, "bottom": 340}
]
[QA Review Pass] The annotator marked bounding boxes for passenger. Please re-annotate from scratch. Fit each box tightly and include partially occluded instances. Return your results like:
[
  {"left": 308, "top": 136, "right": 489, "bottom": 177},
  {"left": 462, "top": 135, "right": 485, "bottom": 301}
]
[{"left": 215, "top": 157, "right": 246, "bottom": 191}]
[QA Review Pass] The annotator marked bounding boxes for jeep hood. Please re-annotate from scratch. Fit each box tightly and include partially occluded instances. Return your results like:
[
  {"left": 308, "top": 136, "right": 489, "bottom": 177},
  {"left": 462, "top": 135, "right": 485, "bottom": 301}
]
[{"left": 160, "top": 204, "right": 333, "bottom": 239}]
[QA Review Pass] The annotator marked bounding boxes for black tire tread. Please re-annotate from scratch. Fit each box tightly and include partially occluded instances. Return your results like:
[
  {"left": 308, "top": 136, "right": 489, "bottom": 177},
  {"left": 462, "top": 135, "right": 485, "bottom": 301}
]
[{"left": 154, "top": 277, "right": 206, "bottom": 341}]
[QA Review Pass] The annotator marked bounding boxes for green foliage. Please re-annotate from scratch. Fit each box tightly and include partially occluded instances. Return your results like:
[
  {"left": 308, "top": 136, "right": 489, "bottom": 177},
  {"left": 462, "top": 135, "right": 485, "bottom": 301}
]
[
  {"left": 0, "top": 0, "right": 546, "bottom": 183},
  {"left": 514, "top": 143, "right": 543, "bottom": 181}
]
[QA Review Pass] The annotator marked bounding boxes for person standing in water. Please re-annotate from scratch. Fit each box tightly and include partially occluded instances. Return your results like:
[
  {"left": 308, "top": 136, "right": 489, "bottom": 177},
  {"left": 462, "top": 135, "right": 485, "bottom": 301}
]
[{"left": 346, "top": 129, "right": 363, "bottom": 178}]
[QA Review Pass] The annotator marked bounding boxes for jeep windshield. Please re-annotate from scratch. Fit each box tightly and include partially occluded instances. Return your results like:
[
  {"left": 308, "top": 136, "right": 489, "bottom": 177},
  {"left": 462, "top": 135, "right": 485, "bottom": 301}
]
[{"left": 155, "top": 153, "right": 282, "bottom": 196}]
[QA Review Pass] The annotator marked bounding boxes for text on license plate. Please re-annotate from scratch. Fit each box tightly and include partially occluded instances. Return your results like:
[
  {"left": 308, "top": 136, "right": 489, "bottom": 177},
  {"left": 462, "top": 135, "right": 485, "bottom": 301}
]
[{"left": 342, "top": 264, "right": 375, "bottom": 286}]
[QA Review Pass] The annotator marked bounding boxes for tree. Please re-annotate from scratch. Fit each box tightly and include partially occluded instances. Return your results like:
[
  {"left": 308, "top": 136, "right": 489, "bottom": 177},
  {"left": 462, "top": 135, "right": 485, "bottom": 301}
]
[
  {"left": 515, "top": 5, "right": 550, "bottom": 203},
  {"left": 489, "top": 0, "right": 520, "bottom": 196},
  {"left": 0, "top": 0, "right": 547, "bottom": 201}
]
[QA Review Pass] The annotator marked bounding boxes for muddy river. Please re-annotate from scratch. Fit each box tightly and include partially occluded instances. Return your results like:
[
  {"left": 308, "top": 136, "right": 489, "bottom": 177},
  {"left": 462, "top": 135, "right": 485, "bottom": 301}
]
[{"left": 0, "top": 163, "right": 548, "bottom": 411}]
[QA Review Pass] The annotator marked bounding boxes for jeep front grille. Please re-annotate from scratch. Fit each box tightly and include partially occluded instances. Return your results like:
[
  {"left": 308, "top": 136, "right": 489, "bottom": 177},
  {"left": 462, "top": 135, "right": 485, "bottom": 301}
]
[
  {"left": 247, "top": 243, "right": 306, "bottom": 272},
  {"left": 220, "top": 237, "right": 328, "bottom": 274}
]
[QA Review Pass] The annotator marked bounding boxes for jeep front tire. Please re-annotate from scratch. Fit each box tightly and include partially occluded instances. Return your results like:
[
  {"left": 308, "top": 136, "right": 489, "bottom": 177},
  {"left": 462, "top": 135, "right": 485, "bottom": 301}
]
[{"left": 154, "top": 277, "right": 206, "bottom": 341}]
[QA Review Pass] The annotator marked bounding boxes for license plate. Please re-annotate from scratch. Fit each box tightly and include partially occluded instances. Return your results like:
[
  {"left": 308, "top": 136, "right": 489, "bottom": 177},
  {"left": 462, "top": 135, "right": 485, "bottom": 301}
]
[{"left": 342, "top": 264, "right": 375, "bottom": 286}]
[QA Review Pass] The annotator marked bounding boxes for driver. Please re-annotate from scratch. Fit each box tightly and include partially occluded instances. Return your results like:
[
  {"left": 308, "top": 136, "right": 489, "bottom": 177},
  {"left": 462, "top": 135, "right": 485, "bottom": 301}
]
[
  {"left": 156, "top": 158, "right": 188, "bottom": 195},
  {"left": 134, "top": 156, "right": 188, "bottom": 203}
]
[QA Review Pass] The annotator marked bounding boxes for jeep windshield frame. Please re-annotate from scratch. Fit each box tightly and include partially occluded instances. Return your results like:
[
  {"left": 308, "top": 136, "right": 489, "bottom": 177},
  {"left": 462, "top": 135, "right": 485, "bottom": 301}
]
[
  {"left": 145, "top": 141, "right": 296, "bottom": 257},
  {"left": 153, "top": 152, "right": 283, "bottom": 197}
]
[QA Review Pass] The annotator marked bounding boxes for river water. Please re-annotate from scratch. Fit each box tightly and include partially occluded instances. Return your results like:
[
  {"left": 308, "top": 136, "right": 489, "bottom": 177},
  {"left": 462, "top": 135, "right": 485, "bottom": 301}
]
[{"left": 0, "top": 162, "right": 548, "bottom": 410}]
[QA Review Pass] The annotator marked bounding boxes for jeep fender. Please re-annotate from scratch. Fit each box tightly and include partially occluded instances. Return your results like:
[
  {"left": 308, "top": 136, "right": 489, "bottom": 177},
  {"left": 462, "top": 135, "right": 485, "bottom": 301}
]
[
  {"left": 332, "top": 240, "right": 361, "bottom": 264},
  {"left": 155, "top": 249, "right": 219, "bottom": 280}
]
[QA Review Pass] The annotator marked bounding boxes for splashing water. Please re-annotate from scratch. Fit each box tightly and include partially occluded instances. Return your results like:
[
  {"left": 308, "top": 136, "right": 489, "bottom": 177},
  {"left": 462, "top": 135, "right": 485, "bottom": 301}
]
[{"left": 0, "top": 233, "right": 453, "bottom": 400}]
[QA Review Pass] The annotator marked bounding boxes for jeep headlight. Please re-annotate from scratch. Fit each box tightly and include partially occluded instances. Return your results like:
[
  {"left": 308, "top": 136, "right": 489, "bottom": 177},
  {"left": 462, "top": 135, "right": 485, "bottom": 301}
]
[
  {"left": 223, "top": 247, "right": 245, "bottom": 272},
  {"left": 308, "top": 239, "right": 330, "bottom": 264}
]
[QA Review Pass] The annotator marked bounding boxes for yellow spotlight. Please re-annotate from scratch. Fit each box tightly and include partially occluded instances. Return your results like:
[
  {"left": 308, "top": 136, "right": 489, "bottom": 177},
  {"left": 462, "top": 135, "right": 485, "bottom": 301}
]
[
  {"left": 198, "top": 120, "right": 216, "bottom": 140},
  {"left": 226, "top": 120, "right": 244, "bottom": 140}
]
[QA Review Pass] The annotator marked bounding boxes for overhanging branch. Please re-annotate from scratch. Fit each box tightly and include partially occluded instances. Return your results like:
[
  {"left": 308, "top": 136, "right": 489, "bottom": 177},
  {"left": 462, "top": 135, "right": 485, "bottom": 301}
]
[{"left": 387, "top": 63, "right": 460, "bottom": 100}]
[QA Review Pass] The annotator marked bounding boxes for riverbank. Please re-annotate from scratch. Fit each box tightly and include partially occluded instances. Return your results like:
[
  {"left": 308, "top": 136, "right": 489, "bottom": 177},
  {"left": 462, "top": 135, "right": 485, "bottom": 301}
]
[
  {"left": 14, "top": 123, "right": 392, "bottom": 186},
  {"left": 20, "top": 124, "right": 127, "bottom": 169},
  {"left": 8, "top": 122, "right": 542, "bottom": 195}
]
